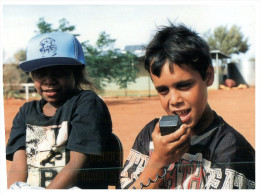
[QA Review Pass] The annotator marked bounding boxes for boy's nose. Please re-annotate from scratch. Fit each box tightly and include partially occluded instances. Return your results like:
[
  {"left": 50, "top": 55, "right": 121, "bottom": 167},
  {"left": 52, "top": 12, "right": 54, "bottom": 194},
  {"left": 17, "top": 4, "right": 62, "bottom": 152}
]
[
  {"left": 169, "top": 90, "right": 183, "bottom": 106},
  {"left": 43, "top": 75, "right": 57, "bottom": 85}
]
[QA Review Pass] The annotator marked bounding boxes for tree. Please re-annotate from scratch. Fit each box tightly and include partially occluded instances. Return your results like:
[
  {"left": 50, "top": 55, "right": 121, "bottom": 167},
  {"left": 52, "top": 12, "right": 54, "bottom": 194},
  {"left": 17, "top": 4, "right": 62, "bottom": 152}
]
[
  {"left": 83, "top": 31, "right": 139, "bottom": 91},
  {"left": 3, "top": 49, "right": 32, "bottom": 98},
  {"left": 35, "top": 17, "right": 53, "bottom": 34},
  {"left": 3, "top": 63, "right": 22, "bottom": 98},
  {"left": 13, "top": 49, "right": 31, "bottom": 83},
  {"left": 205, "top": 25, "right": 249, "bottom": 56},
  {"left": 111, "top": 52, "right": 139, "bottom": 96},
  {"left": 35, "top": 17, "right": 79, "bottom": 36},
  {"left": 13, "top": 49, "right": 26, "bottom": 63}
]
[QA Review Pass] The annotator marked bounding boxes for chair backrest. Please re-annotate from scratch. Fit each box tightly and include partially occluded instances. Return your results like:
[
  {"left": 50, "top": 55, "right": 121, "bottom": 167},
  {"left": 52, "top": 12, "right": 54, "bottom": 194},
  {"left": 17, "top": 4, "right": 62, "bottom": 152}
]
[{"left": 78, "top": 133, "right": 123, "bottom": 189}]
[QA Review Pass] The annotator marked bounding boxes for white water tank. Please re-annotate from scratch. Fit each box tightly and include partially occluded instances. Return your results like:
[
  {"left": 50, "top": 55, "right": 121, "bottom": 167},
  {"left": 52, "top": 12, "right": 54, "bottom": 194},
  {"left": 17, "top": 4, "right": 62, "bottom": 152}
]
[
  {"left": 228, "top": 61, "right": 255, "bottom": 87},
  {"left": 236, "top": 61, "right": 255, "bottom": 86}
]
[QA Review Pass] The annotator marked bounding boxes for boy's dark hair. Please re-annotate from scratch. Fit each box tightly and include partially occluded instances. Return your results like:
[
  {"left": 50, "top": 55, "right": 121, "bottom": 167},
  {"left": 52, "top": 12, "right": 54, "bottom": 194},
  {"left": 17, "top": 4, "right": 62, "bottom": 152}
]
[
  {"left": 144, "top": 22, "right": 212, "bottom": 80},
  {"left": 73, "top": 66, "right": 95, "bottom": 90}
]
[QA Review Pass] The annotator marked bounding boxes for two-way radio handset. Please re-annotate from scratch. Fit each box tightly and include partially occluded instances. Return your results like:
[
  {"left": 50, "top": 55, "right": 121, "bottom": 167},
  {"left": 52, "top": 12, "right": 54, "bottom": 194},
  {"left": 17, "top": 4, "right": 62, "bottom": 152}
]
[{"left": 159, "top": 115, "right": 182, "bottom": 136}]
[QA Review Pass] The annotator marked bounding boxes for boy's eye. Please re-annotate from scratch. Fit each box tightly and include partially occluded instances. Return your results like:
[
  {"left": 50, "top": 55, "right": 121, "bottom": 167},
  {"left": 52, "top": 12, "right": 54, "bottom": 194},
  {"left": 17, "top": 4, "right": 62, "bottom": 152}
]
[
  {"left": 54, "top": 70, "right": 71, "bottom": 77},
  {"left": 176, "top": 82, "right": 194, "bottom": 90},
  {"left": 157, "top": 87, "right": 169, "bottom": 95},
  {"left": 32, "top": 71, "right": 47, "bottom": 78},
  {"left": 32, "top": 69, "right": 71, "bottom": 78}
]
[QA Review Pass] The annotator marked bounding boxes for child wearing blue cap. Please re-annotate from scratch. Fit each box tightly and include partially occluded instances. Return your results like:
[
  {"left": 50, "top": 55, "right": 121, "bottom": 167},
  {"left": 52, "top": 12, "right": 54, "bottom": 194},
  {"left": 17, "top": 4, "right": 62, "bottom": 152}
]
[{"left": 6, "top": 32, "right": 113, "bottom": 189}]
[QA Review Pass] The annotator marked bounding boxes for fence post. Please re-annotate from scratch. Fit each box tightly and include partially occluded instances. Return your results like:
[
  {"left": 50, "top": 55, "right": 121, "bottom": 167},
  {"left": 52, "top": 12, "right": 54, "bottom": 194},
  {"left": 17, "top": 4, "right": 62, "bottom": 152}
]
[{"left": 21, "top": 83, "right": 34, "bottom": 100}]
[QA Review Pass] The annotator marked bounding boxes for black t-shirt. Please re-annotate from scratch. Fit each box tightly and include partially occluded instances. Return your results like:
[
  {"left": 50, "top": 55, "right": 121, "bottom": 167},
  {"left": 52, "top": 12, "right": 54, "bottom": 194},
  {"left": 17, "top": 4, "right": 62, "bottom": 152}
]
[
  {"left": 120, "top": 112, "right": 255, "bottom": 189},
  {"left": 6, "top": 90, "right": 112, "bottom": 188}
]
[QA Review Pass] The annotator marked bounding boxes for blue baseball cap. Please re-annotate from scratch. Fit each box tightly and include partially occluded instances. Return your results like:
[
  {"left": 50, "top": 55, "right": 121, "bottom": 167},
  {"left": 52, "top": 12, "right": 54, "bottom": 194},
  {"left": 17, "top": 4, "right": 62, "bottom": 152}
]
[{"left": 19, "top": 31, "right": 86, "bottom": 72}]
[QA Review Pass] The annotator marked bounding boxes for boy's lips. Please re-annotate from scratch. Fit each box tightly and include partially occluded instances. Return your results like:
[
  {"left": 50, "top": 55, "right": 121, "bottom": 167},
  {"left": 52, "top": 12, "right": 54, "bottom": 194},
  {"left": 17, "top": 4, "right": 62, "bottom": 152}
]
[
  {"left": 173, "top": 109, "right": 191, "bottom": 123},
  {"left": 42, "top": 89, "right": 59, "bottom": 97}
]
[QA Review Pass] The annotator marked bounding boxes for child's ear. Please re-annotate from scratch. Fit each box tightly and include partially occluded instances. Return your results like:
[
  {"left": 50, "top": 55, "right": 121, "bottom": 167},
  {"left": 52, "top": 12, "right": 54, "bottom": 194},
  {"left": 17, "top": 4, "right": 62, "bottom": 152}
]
[{"left": 205, "top": 65, "right": 214, "bottom": 86}]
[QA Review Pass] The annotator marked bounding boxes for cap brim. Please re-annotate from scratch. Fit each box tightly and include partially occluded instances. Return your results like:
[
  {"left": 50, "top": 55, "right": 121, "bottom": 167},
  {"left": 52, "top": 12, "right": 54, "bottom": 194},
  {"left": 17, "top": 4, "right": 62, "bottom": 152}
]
[{"left": 19, "top": 57, "right": 85, "bottom": 72}]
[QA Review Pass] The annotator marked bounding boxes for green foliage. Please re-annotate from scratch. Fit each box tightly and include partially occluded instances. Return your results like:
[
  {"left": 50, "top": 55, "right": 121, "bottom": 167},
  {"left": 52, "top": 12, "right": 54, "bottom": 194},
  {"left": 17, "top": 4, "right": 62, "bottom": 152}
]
[
  {"left": 58, "top": 18, "right": 76, "bottom": 34},
  {"left": 205, "top": 25, "right": 249, "bottom": 55},
  {"left": 35, "top": 17, "right": 79, "bottom": 36},
  {"left": 36, "top": 17, "right": 53, "bottom": 34},
  {"left": 112, "top": 52, "right": 139, "bottom": 89},
  {"left": 96, "top": 32, "right": 116, "bottom": 50},
  {"left": 83, "top": 32, "right": 139, "bottom": 91}
]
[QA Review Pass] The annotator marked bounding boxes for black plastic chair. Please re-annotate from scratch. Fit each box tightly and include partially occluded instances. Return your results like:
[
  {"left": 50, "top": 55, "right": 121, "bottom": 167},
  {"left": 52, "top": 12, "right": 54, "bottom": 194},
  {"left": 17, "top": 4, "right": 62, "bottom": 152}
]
[{"left": 78, "top": 133, "right": 123, "bottom": 189}]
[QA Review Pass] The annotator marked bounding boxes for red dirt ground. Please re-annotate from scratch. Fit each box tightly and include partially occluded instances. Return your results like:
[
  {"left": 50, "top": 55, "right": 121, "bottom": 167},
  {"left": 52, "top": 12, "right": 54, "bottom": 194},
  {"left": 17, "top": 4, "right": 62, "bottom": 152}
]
[{"left": 4, "top": 87, "right": 255, "bottom": 172}]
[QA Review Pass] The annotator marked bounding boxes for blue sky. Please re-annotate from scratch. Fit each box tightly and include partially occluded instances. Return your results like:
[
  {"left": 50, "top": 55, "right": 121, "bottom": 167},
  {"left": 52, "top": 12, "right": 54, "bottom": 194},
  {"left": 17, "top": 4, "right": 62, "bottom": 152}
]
[{"left": 1, "top": 1, "right": 259, "bottom": 63}]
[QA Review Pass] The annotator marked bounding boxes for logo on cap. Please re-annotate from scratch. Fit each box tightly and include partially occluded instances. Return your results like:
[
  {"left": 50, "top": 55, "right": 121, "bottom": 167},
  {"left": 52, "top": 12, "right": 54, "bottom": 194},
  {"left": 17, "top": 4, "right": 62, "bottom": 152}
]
[{"left": 39, "top": 37, "right": 57, "bottom": 57}]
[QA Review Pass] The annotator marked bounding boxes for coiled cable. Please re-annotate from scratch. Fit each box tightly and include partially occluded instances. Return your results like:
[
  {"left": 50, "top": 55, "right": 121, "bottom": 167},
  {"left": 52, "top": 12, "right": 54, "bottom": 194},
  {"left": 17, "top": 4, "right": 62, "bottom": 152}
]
[{"left": 132, "top": 168, "right": 168, "bottom": 189}]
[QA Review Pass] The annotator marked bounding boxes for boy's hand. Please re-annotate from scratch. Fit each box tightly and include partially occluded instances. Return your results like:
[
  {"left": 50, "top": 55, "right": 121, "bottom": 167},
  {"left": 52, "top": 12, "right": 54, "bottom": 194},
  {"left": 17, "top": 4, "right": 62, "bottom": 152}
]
[{"left": 151, "top": 122, "right": 191, "bottom": 168}]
